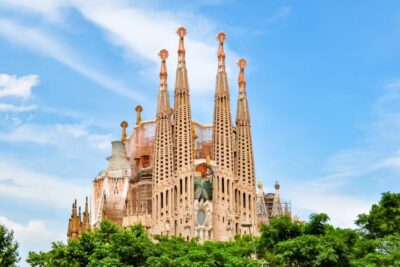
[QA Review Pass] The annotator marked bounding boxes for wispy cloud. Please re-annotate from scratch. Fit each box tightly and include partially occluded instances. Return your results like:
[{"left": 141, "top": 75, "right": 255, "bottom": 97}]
[
  {"left": 0, "top": 103, "right": 36, "bottom": 112},
  {"left": 0, "top": 0, "right": 69, "bottom": 22},
  {"left": 72, "top": 0, "right": 238, "bottom": 95},
  {"left": 0, "top": 158, "right": 88, "bottom": 207},
  {"left": 267, "top": 6, "right": 291, "bottom": 23},
  {"left": 288, "top": 81, "right": 400, "bottom": 227},
  {"left": 0, "top": 19, "right": 142, "bottom": 101},
  {"left": 0, "top": 122, "right": 112, "bottom": 151}
]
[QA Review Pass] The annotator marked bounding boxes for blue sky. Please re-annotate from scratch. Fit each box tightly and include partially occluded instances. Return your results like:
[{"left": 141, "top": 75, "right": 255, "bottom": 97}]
[{"left": 0, "top": 0, "right": 400, "bottom": 264}]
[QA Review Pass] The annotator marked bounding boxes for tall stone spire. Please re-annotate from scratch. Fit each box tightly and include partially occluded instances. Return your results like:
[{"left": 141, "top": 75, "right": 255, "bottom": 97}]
[
  {"left": 173, "top": 27, "right": 194, "bottom": 239},
  {"left": 174, "top": 26, "right": 193, "bottom": 169},
  {"left": 213, "top": 32, "right": 233, "bottom": 172},
  {"left": 235, "top": 58, "right": 256, "bottom": 231},
  {"left": 152, "top": 49, "right": 175, "bottom": 235},
  {"left": 235, "top": 58, "right": 255, "bottom": 186},
  {"left": 212, "top": 32, "right": 235, "bottom": 240}
]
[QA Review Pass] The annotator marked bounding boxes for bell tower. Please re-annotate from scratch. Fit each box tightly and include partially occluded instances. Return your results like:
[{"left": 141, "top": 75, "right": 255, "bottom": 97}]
[
  {"left": 152, "top": 49, "right": 175, "bottom": 235},
  {"left": 212, "top": 32, "right": 235, "bottom": 240}
]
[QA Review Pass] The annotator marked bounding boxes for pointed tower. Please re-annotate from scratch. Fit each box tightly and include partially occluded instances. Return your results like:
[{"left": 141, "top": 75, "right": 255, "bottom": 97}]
[
  {"left": 67, "top": 199, "right": 80, "bottom": 239},
  {"left": 174, "top": 27, "right": 193, "bottom": 169},
  {"left": 152, "top": 49, "right": 175, "bottom": 235},
  {"left": 256, "top": 181, "right": 268, "bottom": 226},
  {"left": 212, "top": 32, "right": 235, "bottom": 240},
  {"left": 173, "top": 27, "right": 195, "bottom": 239},
  {"left": 271, "top": 181, "right": 283, "bottom": 217},
  {"left": 82, "top": 196, "right": 90, "bottom": 232},
  {"left": 235, "top": 58, "right": 257, "bottom": 230}
]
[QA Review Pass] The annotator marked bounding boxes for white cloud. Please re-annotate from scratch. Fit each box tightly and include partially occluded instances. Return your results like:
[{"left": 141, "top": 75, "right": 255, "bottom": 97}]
[
  {"left": 0, "top": 216, "right": 65, "bottom": 267},
  {"left": 0, "top": 123, "right": 112, "bottom": 151},
  {"left": 0, "top": 158, "right": 88, "bottom": 208},
  {"left": 285, "top": 176, "right": 373, "bottom": 228},
  {"left": 0, "top": 74, "right": 39, "bottom": 99},
  {"left": 287, "top": 81, "right": 400, "bottom": 227},
  {"left": 71, "top": 0, "right": 239, "bottom": 95},
  {"left": 0, "top": 103, "right": 36, "bottom": 112},
  {"left": 0, "top": 0, "right": 69, "bottom": 22},
  {"left": 0, "top": 19, "right": 142, "bottom": 101}
]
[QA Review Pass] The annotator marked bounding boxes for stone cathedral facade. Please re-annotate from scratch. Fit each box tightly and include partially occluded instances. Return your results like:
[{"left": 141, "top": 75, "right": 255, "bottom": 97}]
[{"left": 68, "top": 27, "right": 259, "bottom": 241}]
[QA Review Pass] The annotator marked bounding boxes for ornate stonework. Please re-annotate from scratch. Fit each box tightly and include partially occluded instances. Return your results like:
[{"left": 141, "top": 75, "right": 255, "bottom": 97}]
[{"left": 68, "top": 27, "right": 261, "bottom": 241}]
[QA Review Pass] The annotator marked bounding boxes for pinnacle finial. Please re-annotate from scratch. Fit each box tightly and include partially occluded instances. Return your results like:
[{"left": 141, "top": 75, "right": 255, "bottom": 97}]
[
  {"left": 217, "top": 32, "right": 226, "bottom": 69},
  {"left": 120, "top": 120, "right": 128, "bottom": 141},
  {"left": 275, "top": 181, "right": 280, "bottom": 190},
  {"left": 177, "top": 27, "right": 187, "bottom": 62},
  {"left": 159, "top": 49, "right": 169, "bottom": 86},
  {"left": 135, "top": 105, "right": 143, "bottom": 125},
  {"left": 258, "top": 180, "right": 263, "bottom": 189},
  {"left": 237, "top": 58, "right": 247, "bottom": 90},
  {"left": 177, "top": 26, "right": 187, "bottom": 38}
]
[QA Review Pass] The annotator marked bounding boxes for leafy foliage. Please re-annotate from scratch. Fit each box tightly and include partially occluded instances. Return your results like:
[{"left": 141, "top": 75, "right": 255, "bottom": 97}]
[
  {"left": 0, "top": 224, "right": 20, "bottom": 267},
  {"left": 27, "top": 221, "right": 257, "bottom": 267},
  {"left": 355, "top": 192, "right": 400, "bottom": 238},
  {"left": 26, "top": 192, "right": 400, "bottom": 266}
]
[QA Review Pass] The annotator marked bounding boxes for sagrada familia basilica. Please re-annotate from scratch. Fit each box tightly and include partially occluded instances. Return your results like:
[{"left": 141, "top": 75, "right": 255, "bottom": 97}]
[{"left": 67, "top": 27, "right": 293, "bottom": 241}]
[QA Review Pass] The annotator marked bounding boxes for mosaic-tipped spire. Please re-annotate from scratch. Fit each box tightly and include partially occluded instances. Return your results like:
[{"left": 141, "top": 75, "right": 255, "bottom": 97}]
[
  {"left": 217, "top": 32, "right": 226, "bottom": 72},
  {"left": 159, "top": 49, "right": 169, "bottom": 86},
  {"left": 157, "top": 49, "right": 171, "bottom": 115},
  {"left": 174, "top": 26, "right": 193, "bottom": 170},
  {"left": 213, "top": 31, "right": 233, "bottom": 172},
  {"left": 153, "top": 48, "right": 175, "bottom": 234},
  {"left": 238, "top": 58, "right": 247, "bottom": 93},
  {"left": 236, "top": 58, "right": 250, "bottom": 123},
  {"left": 177, "top": 26, "right": 187, "bottom": 65}
]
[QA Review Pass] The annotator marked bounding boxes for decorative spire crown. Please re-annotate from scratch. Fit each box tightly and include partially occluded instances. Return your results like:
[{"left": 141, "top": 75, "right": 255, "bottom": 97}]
[
  {"left": 217, "top": 32, "right": 226, "bottom": 70},
  {"left": 177, "top": 26, "right": 186, "bottom": 62},
  {"left": 135, "top": 105, "right": 143, "bottom": 125},
  {"left": 120, "top": 121, "right": 128, "bottom": 141},
  {"left": 238, "top": 58, "right": 247, "bottom": 92},
  {"left": 159, "top": 49, "right": 169, "bottom": 86},
  {"left": 275, "top": 181, "right": 280, "bottom": 190}
]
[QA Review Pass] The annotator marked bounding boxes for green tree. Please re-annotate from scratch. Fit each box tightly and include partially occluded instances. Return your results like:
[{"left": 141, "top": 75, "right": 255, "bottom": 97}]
[
  {"left": 352, "top": 234, "right": 400, "bottom": 266},
  {"left": 27, "top": 220, "right": 258, "bottom": 267},
  {"left": 355, "top": 192, "right": 400, "bottom": 239},
  {"left": 305, "top": 213, "right": 331, "bottom": 236},
  {"left": 257, "top": 215, "right": 303, "bottom": 257},
  {"left": 0, "top": 224, "right": 19, "bottom": 267}
]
